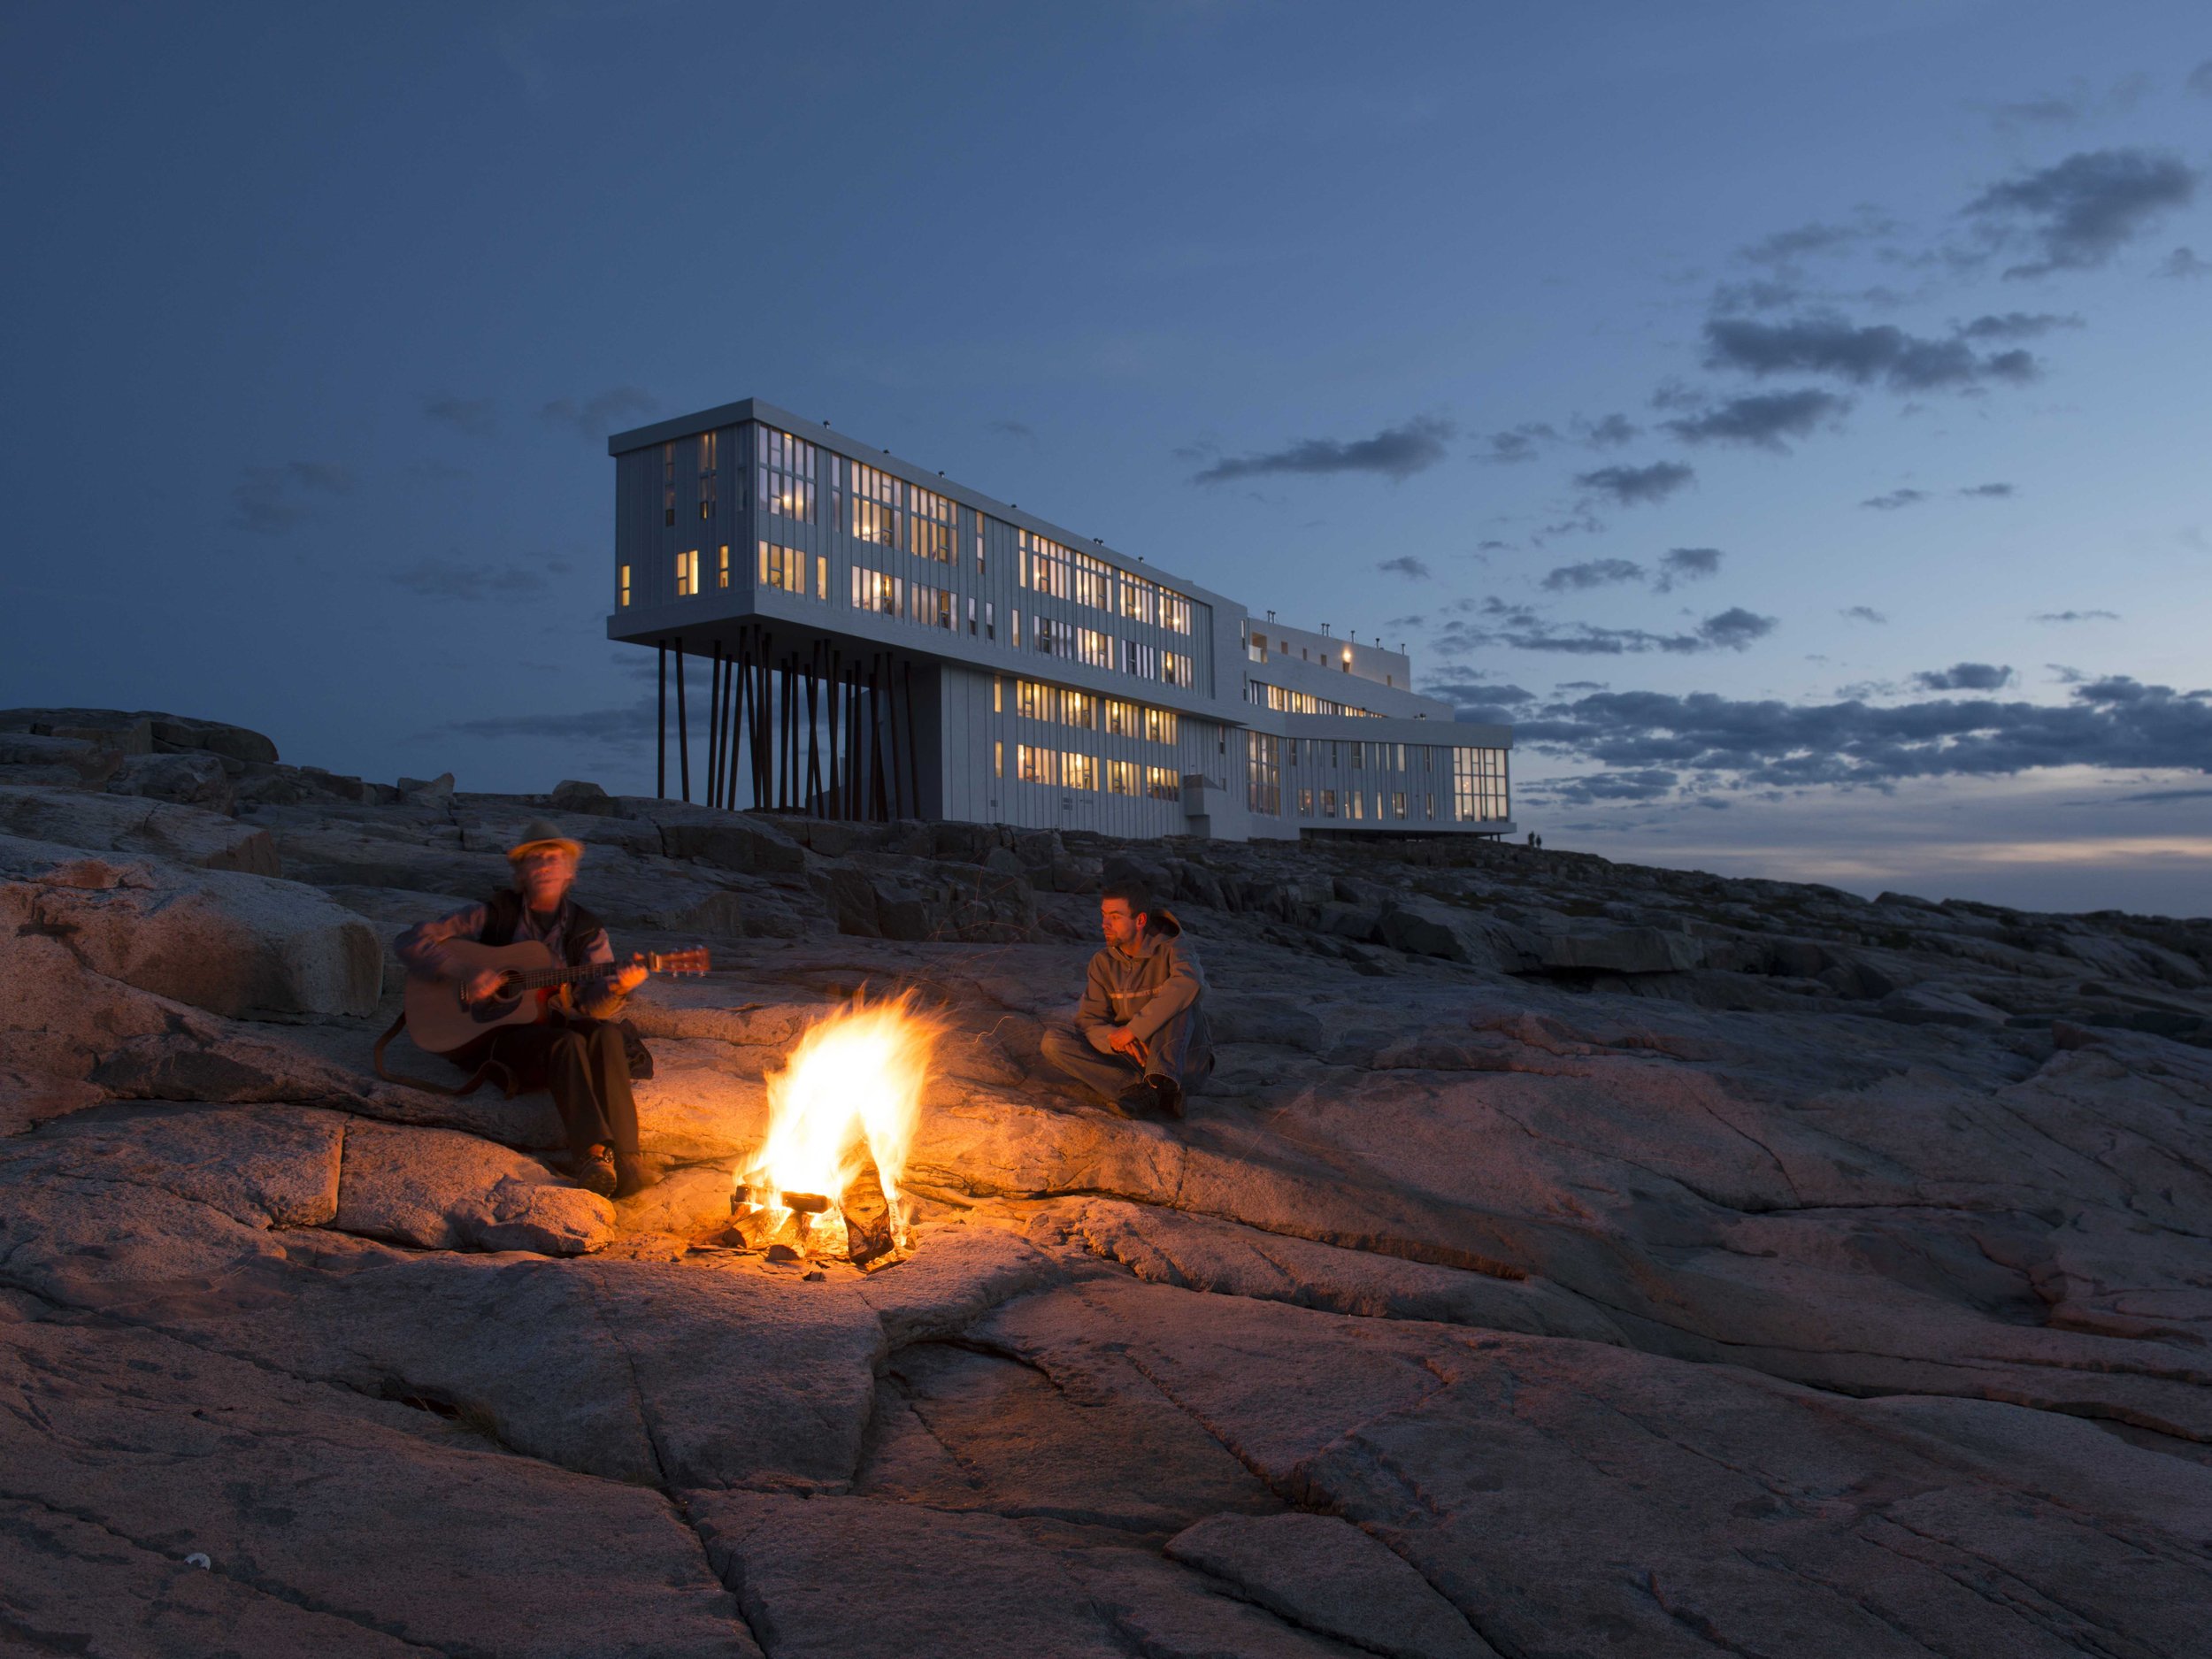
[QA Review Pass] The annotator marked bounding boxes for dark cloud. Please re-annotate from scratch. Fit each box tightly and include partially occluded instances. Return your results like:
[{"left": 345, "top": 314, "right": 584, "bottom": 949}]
[
  {"left": 1862, "top": 488, "right": 1928, "bottom": 511},
  {"left": 1574, "top": 461, "right": 1694, "bottom": 506},
  {"left": 1434, "top": 604, "right": 1773, "bottom": 658},
  {"left": 1576, "top": 412, "right": 1640, "bottom": 449},
  {"left": 1192, "top": 416, "right": 1453, "bottom": 484},
  {"left": 1738, "top": 215, "right": 1898, "bottom": 268},
  {"left": 1955, "top": 311, "right": 2080, "bottom": 341},
  {"left": 2032, "top": 609, "right": 2120, "bottom": 624},
  {"left": 1541, "top": 557, "right": 1644, "bottom": 592},
  {"left": 1657, "top": 547, "right": 1721, "bottom": 591},
  {"left": 1662, "top": 388, "right": 1848, "bottom": 450},
  {"left": 1963, "top": 148, "right": 2199, "bottom": 276},
  {"left": 2159, "top": 246, "right": 2212, "bottom": 279},
  {"left": 540, "top": 386, "right": 658, "bottom": 440},
  {"left": 1702, "top": 314, "right": 2041, "bottom": 392},
  {"left": 1471, "top": 675, "right": 2212, "bottom": 798},
  {"left": 988, "top": 419, "right": 1035, "bottom": 438},
  {"left": 1476, "top": 425, "right": 1554, "bottom": 464},
  {"left": 1912, "top": 663, "right": 2015, "bottom": 692},
  {"left": 1982, "top": 75, "right": 2148, "bottom": 131},
  {"left": 424, "top": 394, "right": 496, "bottom": 435},
  {"left": 1839, "top": 606, "right": 1889, "bottom": 624},
  {"left": 230, "top": 461, "right": 354, "bottom": 534},
  {"left": 1377, "top": 556, "right": 1432, "bottom": 579},
  {"left": 390, "top": 559, "right": 551, "bottom": 601},
  {"left": 1959, "top": 482, "right": 2016, "bottom": 498}
]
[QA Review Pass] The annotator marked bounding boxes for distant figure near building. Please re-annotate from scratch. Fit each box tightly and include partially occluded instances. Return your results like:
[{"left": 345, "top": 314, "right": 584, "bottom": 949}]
[{"left": 1041, "top": 878, "right": 1212, "bottom": 1118}]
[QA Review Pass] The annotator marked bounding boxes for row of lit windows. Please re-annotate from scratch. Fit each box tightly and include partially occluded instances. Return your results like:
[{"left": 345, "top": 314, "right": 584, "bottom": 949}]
[
  {"left": 1019, "top": 529, "right": 1194, "bottom": 634},
  {"left": 849, "top": 565, "right": 1000, "bottom": 639},
  {"left": 757, "top": 426, "right": 817, "bottom": 524},
  {"left": 664, "top": 434, "right": 723, "bottom": 526},
  {"left": 1253, "top": 682, "right": 1382, "bottom": 718},
  {"left": 1002, "top": 743, "right": 1181, "bottom": 801},
  {"left": 1000, "top": 679, "right": 1179, "bottom": 744},
  {"left": 1299, "top": 789, "right": 1430, "bottom": 821},
  {"left": 1292, "top": 739, "right": 1433, "bottom": 770}
]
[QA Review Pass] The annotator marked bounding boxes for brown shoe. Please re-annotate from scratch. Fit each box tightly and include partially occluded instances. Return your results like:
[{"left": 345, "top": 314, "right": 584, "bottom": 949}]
[
  {"left": 613, "top": 1156, "right": 652, "bottom": 1200},
  {"left": 572, "top": 1145, "right": 618, "bottom": 1198}
]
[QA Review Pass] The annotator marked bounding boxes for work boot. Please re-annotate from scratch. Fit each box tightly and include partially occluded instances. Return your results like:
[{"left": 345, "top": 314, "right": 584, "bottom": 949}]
[
  {"left": 1114, "top": 1080, "right": 1157, "bottom": 1118},
  {"left": 614, "top": 1154, "right": 652, "bottom": 1200},
  {"left": 572, "top": 1144, "right": 618, "bottom": 1198},
  {"left": 1149, "top": 1075, "right": 1185, "bottom": 1119}
]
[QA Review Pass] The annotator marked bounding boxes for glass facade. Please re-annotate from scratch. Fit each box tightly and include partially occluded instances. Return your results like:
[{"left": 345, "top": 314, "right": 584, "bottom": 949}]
[
  {"left": 757, "top": 426, "right": 816, "bottom": 522},
  {"left": 1453, "top": 748, "right": 1510, "bottom": 822}
]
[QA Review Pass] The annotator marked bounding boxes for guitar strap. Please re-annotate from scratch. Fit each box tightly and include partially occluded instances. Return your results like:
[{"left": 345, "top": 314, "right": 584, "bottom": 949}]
[{"left": 371, "top": 1012, "right": 520, "bottom": 1100}]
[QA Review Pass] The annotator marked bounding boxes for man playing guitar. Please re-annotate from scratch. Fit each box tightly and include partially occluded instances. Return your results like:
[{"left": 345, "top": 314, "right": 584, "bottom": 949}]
[{"left": 396, "top": 819, "right": 653, "bottom": 1198}]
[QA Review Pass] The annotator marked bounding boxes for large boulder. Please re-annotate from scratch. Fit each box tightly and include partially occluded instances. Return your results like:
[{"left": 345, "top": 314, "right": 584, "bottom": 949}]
[
  {"left": 105, "top": 750, "right": 234, "bottom": 814},
  {"left": 0, "top": 836, "right": 380, "bottom": 1018},
  {"left": 0, "top": 783, "right": 277, "bottom": 874},
  {"left": 334, "top": 1120, "right": 615, "bottom": 1256},
  {"left": 1538, "top": 926, "right": 1705, "bottom": 974}
]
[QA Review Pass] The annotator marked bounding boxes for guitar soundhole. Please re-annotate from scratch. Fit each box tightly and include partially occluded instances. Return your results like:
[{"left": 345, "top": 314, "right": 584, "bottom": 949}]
[{"left": 472, "top": 988, "right": 526, "bottom": 1025}]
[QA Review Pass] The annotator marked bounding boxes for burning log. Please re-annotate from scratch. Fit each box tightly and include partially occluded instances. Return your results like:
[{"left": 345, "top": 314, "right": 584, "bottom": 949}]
[{"left": 724, "top": 993, "right": 938, "bottom": 1270}]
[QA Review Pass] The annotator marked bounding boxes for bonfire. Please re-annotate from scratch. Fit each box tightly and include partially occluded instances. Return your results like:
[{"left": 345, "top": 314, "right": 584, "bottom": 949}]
[{"left": 729, "top": 994, "right": 940, "bottom": 1269}]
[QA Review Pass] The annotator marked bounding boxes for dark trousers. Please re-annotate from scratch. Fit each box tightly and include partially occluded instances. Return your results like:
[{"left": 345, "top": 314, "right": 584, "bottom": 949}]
[
  {"left": 1040, "top": 1007, "right": 1211, "bottom": 1105},
  {"left": 453, "top": 1018, "right": 640, "bottom": 1160}
]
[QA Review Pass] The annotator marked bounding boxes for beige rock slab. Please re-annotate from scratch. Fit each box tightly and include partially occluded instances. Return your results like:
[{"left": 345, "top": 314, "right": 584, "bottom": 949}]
[{"left": 334, "top": 1119, "right": 615, "bottom": 1256}]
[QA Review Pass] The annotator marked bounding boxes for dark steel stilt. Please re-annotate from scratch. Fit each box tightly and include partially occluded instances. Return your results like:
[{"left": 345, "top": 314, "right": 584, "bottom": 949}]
[
  {"left": 673, "top": 636, "right": 690, "bottom": 803},
  {"left": 707, "top": 641, "right": 724, "bottom": 809},
  {"left": 902, "top": 659, "right": 920, "bottom": 821},
  {"left": 656, "top": 640, "right": 667, "bottom": 799}
]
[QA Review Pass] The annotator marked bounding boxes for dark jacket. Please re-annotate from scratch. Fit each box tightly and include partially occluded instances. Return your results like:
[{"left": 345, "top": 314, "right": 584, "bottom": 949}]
[{"left": 1074, "top": 908, "right": 1210, "bottom": 1056}]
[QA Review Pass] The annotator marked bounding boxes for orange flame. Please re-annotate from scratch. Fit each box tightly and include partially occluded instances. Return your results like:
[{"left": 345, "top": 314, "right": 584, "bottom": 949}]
[{"left": 755, "top": 993, "right": 939, "bottom": 1222}]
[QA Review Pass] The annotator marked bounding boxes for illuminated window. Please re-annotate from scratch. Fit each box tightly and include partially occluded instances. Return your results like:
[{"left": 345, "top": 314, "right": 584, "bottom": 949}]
[
  {"left": 1392, "top": 791, "right": 1407, "bottom": 819},
  {"left": 1075, "top": 627, "right": 1112, "bottom": 669},
  {"left": 995, "top": 740, "right": 1003, "bottom": 779},
  {"left": 1010, "top": 610, "right": 1021, "bottom": 649},
  {"left": 1160, "top": 651, "right": 1194, "bottom": 689},
  {"left": 1103, "top": 699, "right": 1137, "bottom": 737},
  {"left": 1018, "top": 744, "right": 1056, "bottom": 785},
  {"left": 975, "top": 514, "right": 987, "bottom": 572},
  {"left": 1064, "top": 752, "right": 1097, "bottom": 791},
  {"left": 1143, "top": 707, "right": 1178, "bottom": 746},
  {"left": 717, "top": 545, "right": 731, "bottom": 589},
  {"left": 908, "top": 484, "right": 955, "bottom": 562},
  {"left": 817, "top": 556, "right": 827, "bottom": 600},
  {"left": 1452, "top": 748, "right": 1510, "bottom": 823},
  {"left": 1061, "top": 691, "right": 1097, "bottom": 730},
  {"left": 674, "top": 549, "right": 700, "bottom": 597},
  {"left": 758, "top": 541, "right": 806, "bottom": 595},
  {"left": 1246, "top": 732, "right": 1280, "bottom": 816},
  {"left": 1350, "top": 790, "right": 1365, "bottom": 820},
  {"left": 993, "top": 677, "right": 1002, "bottom": 714},
  {"left": 1297, "top": 787, "right": 1314, "bottom": 816},
  {"left": 1146, "top": 765, "right": 1180, "bottom": 802},
  {"left": 1107, "top": 759, "right": 1138, "bottom": 795},
  {"left": 757, "top": 426, "right": 816, "bottom": 523},
  {"left": 908, "top": 582, "right": 955, "bottom": 629},
  {"left": 1073, "top": 550, "right": 1112, "bottom": 611},
  {"left": 1018, "top": 530, "right": 1072, "bottom": 598},
  {"left": 1248, "top": 632, "right": 1268, "bottom": 663},
  {"left": 1159, "top": 591, "right": 1194, "bottom": 634},
  {"left": 850, "top": 462, "right": 902, "bottom": 547},
  {"left": 1016, "top": 679, "right": 1048, "bottom": 720},
  {"left": 618, "top": 565, "right": 631, "bottom": 608},
  {"left": 849, "top": 566, "right": 902, "bottom": 615},
  {"left": 698, "top": 430, "right": 718, "bottom": 520},
  {"left": 1119, "top": 576, "right": 1156, "bottom": 626}
]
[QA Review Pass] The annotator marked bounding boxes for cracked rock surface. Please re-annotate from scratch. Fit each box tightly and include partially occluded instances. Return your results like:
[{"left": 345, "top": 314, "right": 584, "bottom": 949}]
[{"left": 1, "top": 719, "right": 2209, "bottom": 1655}]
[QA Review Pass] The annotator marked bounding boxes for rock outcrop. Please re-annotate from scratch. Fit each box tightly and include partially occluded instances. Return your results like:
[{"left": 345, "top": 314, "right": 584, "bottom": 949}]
[{"left": 2, "top": 706, "right": 2208, "bottom": 1657}]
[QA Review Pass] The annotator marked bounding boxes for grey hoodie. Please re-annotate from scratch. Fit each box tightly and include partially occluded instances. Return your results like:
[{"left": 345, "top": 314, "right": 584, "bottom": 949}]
[{"left": 1074, "top": 909, "right": 1210, "bottom": 1056}]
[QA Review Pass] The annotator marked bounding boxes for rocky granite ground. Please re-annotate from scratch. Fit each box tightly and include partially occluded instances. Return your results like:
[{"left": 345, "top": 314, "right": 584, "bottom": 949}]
[{"left": 3, "top": 705, "right": 2209, "bottom": 1657}]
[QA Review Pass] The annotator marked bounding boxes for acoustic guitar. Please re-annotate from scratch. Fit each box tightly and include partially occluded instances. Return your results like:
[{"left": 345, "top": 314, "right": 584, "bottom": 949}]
[{"left": 403, "top": 939, "right": 710, "bottom": 1056}]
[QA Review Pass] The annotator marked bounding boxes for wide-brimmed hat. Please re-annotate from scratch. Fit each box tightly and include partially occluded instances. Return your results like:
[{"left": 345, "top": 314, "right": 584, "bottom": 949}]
[{"left": 507, "top": 818, "right": 585, "bottom": 862}]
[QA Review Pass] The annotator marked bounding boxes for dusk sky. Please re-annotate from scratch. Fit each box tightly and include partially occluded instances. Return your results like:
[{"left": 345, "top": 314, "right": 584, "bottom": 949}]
[{"left": 5, "top": 3, "right": 2209, "bottom": 915}]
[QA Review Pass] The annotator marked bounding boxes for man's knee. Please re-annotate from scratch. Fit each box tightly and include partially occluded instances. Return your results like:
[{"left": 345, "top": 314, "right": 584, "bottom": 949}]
[{"left": 1039, "top": 1026, "right": 1084, "bottom": 1064}]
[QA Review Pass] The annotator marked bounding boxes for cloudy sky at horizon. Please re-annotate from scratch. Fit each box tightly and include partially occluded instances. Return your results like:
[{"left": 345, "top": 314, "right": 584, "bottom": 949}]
[{"left": 4, "top": 2, "right": 2209, "bottom": 916}]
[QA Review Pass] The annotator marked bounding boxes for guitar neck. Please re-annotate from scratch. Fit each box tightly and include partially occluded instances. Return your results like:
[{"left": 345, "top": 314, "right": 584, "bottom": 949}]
[{"left": 509, "top": 961, "right": 635, "bottom": 992}]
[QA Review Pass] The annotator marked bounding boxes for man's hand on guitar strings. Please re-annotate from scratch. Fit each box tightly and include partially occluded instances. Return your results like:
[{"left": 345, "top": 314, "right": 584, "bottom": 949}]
[
  {"left": 462, "top": 968, "right": 505, "bottom": 1006},
  {"left": 612, "top": 953, "right": 649, "bottom": 995}
]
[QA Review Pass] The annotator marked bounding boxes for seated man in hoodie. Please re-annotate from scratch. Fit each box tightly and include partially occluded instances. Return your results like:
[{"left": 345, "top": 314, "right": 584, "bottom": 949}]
[{"left": 1040, "top": 877, "right": 1212, "bottom": 1118}]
